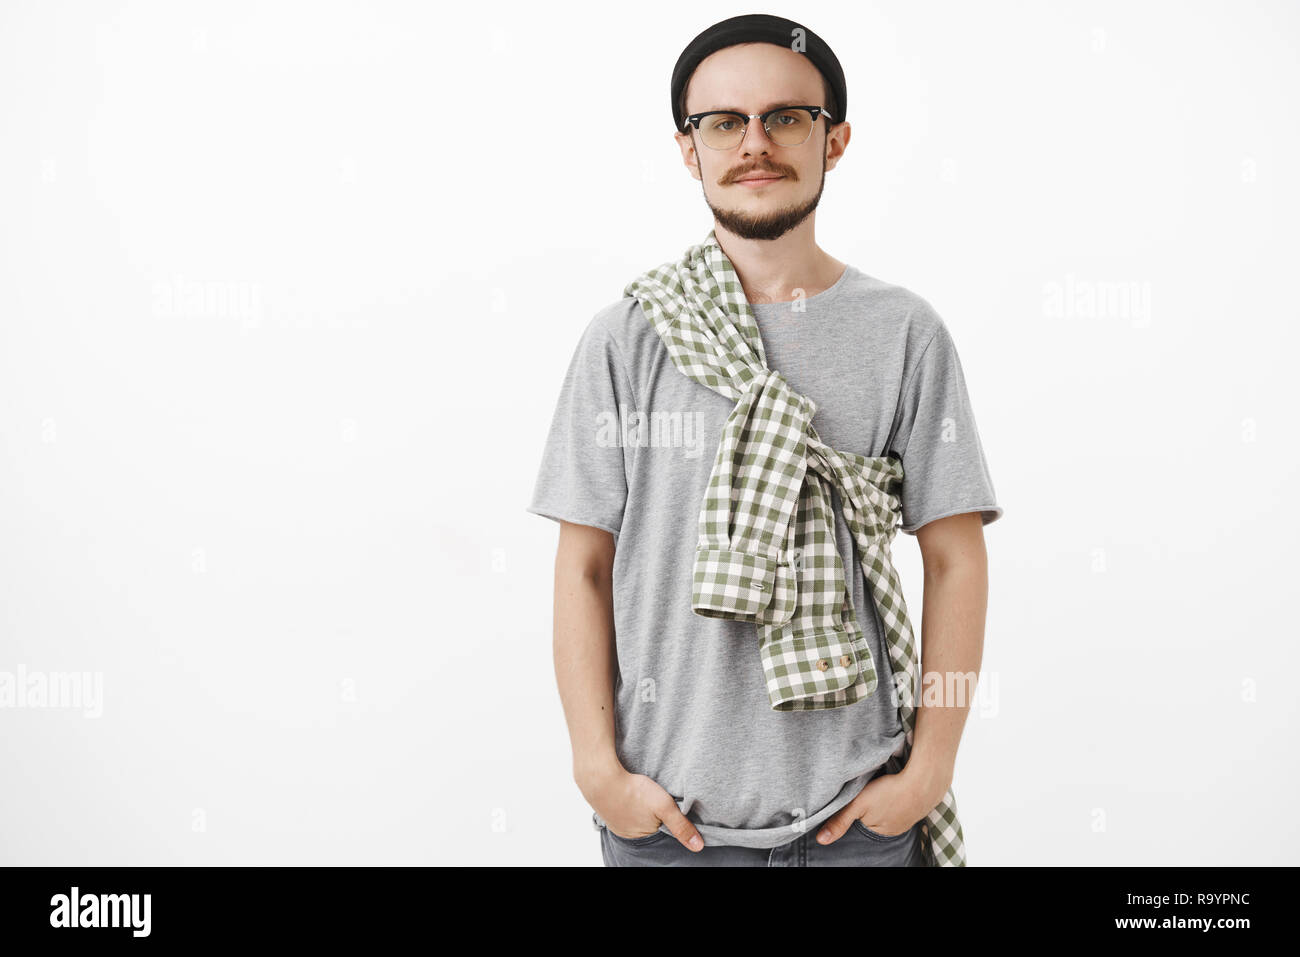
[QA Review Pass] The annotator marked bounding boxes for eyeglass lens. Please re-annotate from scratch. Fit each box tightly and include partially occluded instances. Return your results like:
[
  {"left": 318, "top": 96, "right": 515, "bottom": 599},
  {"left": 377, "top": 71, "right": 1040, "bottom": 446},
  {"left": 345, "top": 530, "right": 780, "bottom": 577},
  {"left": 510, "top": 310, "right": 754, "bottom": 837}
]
[{"left": 699, "top": 109, "right": 816, "bottom": 149}]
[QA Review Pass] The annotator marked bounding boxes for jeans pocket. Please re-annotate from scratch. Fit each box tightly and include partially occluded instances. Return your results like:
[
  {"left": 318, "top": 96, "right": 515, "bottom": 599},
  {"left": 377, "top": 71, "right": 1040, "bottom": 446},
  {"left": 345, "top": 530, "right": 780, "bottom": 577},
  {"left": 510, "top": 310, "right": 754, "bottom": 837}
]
[
  {"left": 850, "top": 818, "right": 912, "bottom": 842},
  {"left": 604, "top": 825, "right": 671, "bottom": 846}
]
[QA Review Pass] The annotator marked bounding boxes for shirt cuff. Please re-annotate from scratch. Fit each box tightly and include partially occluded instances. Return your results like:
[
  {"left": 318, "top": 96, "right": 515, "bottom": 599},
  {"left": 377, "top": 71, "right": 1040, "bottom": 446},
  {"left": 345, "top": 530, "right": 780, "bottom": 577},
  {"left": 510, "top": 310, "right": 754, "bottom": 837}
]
[
  {"left": 761, "top": 629, "right": 872, "bottom": 710},
  {"left": 691, "top": 546, "right": 797, "bottom": 624}
]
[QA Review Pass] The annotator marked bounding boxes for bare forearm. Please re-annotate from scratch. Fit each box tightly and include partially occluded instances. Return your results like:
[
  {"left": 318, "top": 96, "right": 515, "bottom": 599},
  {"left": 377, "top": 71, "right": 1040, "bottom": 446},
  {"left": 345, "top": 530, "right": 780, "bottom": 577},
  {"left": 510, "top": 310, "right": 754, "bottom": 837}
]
[
  {"left": 908, "top": 557, "right": 988, "bottom": 786},
  {"left": 553, "top": 568, "right": 622, "bottom": 785}
]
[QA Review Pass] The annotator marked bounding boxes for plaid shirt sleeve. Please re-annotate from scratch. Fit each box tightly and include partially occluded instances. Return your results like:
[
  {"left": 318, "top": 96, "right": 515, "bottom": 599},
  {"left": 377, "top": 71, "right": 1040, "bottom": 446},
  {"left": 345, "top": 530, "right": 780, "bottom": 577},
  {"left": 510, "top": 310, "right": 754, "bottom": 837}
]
[{"left": 690, "top": 369, "right": 812, "bottom": 626}]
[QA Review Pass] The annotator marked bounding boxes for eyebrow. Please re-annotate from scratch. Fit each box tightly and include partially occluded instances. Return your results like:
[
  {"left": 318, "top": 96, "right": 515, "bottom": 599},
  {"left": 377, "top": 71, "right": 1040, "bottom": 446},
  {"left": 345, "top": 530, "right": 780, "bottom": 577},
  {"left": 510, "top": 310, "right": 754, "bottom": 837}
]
[{"left": 705, "top": 100, "right": 812, "bottom": 114}]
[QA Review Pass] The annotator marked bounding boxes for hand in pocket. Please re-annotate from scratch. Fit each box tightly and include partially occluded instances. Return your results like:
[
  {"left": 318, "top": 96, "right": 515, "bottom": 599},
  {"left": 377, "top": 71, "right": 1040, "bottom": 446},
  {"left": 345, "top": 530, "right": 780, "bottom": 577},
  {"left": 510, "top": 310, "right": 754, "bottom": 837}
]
[{"left": 587, "top": 767, "right": 705, "bottom": 851}]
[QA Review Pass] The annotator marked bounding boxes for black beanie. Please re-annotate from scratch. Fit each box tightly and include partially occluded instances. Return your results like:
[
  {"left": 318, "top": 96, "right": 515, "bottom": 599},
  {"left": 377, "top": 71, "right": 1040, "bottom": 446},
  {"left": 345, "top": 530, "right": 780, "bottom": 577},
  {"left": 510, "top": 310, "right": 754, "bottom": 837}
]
[{"left": 670, "top": 13, "right": 847, "bottom": 132}]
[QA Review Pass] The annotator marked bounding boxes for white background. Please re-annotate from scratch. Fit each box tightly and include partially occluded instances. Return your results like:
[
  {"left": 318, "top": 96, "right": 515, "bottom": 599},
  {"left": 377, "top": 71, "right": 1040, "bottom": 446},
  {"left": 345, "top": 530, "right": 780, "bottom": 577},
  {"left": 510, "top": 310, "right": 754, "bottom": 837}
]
[{"left": 1, "top": 0, "right": 1296, "bottom": 865}]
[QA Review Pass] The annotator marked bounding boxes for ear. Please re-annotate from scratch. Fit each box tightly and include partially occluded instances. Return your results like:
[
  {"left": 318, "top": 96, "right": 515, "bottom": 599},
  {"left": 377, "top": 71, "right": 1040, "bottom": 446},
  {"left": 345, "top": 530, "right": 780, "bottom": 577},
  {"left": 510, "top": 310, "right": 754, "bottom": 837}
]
[
  {"left": 675, "top": 130, "right": 702, "bottom": 181},
  {"left": 824, "top": 121, "right": 850, "bottom": 173}
]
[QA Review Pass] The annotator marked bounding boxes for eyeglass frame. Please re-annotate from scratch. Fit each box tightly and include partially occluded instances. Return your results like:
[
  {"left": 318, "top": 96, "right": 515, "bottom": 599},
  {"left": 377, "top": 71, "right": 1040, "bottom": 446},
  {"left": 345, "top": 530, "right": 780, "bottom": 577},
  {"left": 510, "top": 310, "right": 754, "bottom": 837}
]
[{"left": 680, "top": 105, "right": 836, "bottom": 149}]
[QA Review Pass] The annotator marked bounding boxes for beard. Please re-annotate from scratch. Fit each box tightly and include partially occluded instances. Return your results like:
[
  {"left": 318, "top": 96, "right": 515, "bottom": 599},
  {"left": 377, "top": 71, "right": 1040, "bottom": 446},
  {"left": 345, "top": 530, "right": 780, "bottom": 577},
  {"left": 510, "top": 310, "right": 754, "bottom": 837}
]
[{"left": 703, "top": 151, "right": 827, "bottom": 241}]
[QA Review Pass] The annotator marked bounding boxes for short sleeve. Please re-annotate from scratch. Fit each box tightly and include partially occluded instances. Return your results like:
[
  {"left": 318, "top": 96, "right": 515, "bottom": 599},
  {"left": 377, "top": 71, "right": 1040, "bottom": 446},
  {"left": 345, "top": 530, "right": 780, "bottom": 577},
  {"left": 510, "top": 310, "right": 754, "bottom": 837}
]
[
  {"left": 525, "top": 315, "right": 635, "bottom": 537},
  {"left": 889, "top": 316, "right": 1003, "bottom": 534}
]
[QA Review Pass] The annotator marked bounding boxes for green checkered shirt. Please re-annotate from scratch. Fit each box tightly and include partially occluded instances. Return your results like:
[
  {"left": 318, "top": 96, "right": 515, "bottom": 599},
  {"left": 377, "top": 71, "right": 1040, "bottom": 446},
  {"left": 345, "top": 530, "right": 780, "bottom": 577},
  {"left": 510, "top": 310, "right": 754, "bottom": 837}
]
[{"left": 623, "top": 229, "right": 968, "bottom": 866}]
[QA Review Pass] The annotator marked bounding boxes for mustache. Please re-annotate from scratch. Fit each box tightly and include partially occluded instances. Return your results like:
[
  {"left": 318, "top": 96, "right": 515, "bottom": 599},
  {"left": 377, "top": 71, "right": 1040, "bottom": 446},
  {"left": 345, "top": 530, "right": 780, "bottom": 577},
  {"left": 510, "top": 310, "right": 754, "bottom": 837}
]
[{"left": 724, "top": 164, "right": 794, "bottom": 183}]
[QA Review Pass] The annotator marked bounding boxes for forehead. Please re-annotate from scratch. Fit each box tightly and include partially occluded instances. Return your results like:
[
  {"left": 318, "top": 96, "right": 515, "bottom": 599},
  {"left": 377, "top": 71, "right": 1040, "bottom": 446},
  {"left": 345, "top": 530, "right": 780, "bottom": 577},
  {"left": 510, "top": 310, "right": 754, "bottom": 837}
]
[{"left": 684, "top": 42, "right": 825, "bottom": 112}]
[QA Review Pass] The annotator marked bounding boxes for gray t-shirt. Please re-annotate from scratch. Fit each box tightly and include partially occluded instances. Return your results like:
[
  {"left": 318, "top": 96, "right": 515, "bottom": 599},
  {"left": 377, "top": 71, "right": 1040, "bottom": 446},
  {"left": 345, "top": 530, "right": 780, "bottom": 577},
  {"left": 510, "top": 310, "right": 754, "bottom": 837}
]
[{"left": 526, "top": 262, "right": 1003, "bottom": 848}]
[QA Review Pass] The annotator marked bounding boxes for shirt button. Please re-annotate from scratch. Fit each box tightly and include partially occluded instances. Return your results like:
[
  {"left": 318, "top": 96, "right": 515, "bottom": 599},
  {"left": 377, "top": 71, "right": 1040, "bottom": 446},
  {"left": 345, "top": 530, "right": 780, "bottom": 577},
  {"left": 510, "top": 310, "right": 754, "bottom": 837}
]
[
  {"left": 839, "top": 654, "right": 852, "bottom": 668},
  {"left": 816, "top": 659, "right": 829, "bottom": 671}
]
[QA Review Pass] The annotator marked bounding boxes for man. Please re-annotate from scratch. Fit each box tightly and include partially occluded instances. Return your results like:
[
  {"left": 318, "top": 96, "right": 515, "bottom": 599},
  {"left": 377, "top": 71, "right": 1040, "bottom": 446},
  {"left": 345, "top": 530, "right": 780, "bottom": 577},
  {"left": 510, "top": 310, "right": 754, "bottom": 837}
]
[{"left": 526, "top": 14, "right": 1002, "bottom": 867}]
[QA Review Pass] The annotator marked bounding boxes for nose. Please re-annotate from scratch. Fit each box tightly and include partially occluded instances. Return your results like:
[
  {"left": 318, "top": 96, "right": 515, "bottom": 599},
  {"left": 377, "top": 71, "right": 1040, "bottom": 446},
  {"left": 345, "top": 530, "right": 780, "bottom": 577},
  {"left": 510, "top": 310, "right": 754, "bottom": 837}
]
[{"left": 737, "top": 117, "right": 776, "bottom": 155}]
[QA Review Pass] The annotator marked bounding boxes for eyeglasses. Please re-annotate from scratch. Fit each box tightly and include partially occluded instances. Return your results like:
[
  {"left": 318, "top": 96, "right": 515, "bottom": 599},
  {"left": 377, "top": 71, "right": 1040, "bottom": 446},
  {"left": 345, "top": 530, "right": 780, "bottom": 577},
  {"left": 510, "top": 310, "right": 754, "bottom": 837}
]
[{"left": 682, "top": 106, "right": 835, "bottom": 150}]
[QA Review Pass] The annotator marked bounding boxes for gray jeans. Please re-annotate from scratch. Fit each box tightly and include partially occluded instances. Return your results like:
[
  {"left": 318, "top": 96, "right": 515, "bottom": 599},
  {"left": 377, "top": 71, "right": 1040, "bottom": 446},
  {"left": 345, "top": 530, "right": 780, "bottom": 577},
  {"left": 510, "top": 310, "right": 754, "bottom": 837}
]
[{"left": 599, "top": 817, "right": 926, "bottom": 867}]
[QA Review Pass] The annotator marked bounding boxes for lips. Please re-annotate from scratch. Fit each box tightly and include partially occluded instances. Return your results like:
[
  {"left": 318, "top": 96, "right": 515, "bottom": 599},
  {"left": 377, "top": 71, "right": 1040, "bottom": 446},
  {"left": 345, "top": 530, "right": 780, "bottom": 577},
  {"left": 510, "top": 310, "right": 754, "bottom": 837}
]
[{"left": 733, "top": 173, "right": 785, "bottom": 189}]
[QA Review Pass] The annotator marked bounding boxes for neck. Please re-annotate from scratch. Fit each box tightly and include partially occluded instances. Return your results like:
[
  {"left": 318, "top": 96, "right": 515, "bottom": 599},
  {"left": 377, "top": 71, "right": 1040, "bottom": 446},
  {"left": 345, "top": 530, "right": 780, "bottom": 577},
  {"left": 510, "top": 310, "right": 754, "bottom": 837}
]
[{"left": 713, "top": 218, "right": 845, "bottom": 305}]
